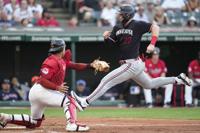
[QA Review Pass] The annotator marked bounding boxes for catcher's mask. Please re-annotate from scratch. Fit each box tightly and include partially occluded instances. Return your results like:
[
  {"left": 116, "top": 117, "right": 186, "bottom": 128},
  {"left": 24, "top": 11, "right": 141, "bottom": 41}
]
[
  {"left": 48, "top": 39, "right": 66, "bottom": 54},
  {"left": 118, "top": 4, "right": 135, "bottom": 25}
]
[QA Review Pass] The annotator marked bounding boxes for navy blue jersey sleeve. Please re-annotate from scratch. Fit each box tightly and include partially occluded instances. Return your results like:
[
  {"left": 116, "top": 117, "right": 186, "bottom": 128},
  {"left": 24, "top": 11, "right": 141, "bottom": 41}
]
[
  {"left": 104, "top": 26, "right": 117, "bottom": 44},
  {"left": 135, "top": 21, "right": 152, "bottom": 34}
]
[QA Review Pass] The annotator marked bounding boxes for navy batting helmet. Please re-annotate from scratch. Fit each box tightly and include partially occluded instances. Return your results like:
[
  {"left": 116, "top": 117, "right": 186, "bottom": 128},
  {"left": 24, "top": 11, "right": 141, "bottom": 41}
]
[
  {"left": 48, "top": 39, "right": 66, "bottom": 53},
  {"left": 118, "top": 4, "right": 135, "bottom": 23}
]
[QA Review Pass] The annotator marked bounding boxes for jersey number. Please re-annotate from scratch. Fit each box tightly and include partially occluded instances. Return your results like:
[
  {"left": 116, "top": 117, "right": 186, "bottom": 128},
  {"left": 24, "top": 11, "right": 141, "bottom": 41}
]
[{"left": 124, "top": 37, "right": 132, "bottom": 44}]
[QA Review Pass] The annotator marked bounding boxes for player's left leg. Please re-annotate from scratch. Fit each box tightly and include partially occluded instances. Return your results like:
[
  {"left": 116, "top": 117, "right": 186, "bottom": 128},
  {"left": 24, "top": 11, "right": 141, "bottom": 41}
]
[
  {"left": 163, "top": 84, "right": 173, "bottom": 108},
  {"left": 185, "top": 85, "right": 193, "bottom": 106},
  {"left": 133, "top": 72, "right": 191, "bottom": 89},
  {"left": 0, "top": 84, "right": 46, "bottom": 129}
]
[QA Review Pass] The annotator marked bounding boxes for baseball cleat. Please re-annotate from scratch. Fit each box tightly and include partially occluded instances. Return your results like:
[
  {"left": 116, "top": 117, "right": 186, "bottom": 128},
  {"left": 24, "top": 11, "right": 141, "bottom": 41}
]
[
  {"left": 175, "top": 73, "right": 192, "bottom": 86},
  {"left": 71, "top": 91, "right": 89, "bottom": 111},
  {"left": 163, "top": 103, "right": 171, "bottom": 108},
  {"left": 0, "top": 113, "right": 9, "bottom": 129},
  {"left": 66, "top": 123, "right": 90, "bottom": 132}
]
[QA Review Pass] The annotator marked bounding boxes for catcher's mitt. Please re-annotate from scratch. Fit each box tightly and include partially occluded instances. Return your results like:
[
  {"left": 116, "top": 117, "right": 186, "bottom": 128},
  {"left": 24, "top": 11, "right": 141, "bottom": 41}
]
[{"left": 91, "top": 58, "right": 110, "bottom": 74}]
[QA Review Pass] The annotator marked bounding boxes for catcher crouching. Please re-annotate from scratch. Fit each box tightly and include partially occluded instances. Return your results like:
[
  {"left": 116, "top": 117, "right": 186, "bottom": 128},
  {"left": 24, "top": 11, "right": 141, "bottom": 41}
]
[{"left": 0, "top": 39, "right": 109, "bottom": 132}]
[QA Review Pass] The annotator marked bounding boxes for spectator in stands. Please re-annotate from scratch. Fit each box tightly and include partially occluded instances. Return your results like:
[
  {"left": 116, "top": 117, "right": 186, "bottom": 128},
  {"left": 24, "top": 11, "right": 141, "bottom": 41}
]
[
  {"left": 36, "top": 10, "right": 59, "bottom": 27},
  {"left": 52, "top": 0, "right": 63, "bottom": 8},
  {"left": 143, "top": 47, "right": 173, "bottom": 108},
  {"left": 79, "top": 0, "right": 103, "bottom": 27},
  {"left": 67, "top": 16, "right": 78, "bottom": 28},
  {"left": 187, "top": 16, "right": 198, "bottom": 28},
  {"left": 100, "top": 1, "right": 117, "bottom": 27},
  {"left": 162, "top": 0, "right": 185, "bottom": 10},
  {"left": 13, "top": 0, "right": 33, "bottom": 27},
  {"left": 28, "top": 0, "right": 43, "bottom": 20},
  {"left": 0, "top": 0, "right": 12, "bottom": 27},
  {"left": 75, "top": 79, "right": 90, "bottom": 97},
  {"left": 3, "top": 0, "right": 19, "bottom": 21},
  {"left": 11, "top": 77, "right": 30, "bottom": 101},
  {"left": 133, "top": 3, "right": 149, "bottom": 22},
  {"left": 185, "top": 51, "right": 200, "bottom": 107},
  {"left": 154, "top": 6, "right": 170, "bottom": 25},
  {"left": 182, "top": 0, "right": 200, "bottom": 12},
  {"left": 0, "top": 79, "right": 22, "bottom": 101},
  {"left": 145, "top": 0, "right": 156, "bottom": 23}
]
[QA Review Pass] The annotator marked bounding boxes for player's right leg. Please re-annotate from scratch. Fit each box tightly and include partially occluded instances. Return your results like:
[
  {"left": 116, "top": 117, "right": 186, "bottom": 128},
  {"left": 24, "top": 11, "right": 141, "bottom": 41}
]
[{"left": 143, "top": 89, "right": 153, "bottom": 108}]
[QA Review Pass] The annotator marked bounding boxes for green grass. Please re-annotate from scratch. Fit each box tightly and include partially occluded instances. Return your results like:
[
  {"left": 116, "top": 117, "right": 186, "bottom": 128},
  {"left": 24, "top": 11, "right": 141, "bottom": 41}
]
[{"left": 0, "top": 107, "right": 200, "bottom": 120}]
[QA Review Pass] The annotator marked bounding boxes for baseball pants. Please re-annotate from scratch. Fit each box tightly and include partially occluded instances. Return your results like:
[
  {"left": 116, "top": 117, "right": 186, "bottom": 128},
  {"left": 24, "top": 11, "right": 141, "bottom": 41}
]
[
  {"left": 184, "top": 79, "right": 200, "bottom": 105},
  {"left": 87, "top": 59, "right": 176, "bottom": 103},
  {"left": 143, "top": 84, "right": 173, "bottom": 104},
  {"left": 5, "top": 84, "right": 74, "bottom": 128}
]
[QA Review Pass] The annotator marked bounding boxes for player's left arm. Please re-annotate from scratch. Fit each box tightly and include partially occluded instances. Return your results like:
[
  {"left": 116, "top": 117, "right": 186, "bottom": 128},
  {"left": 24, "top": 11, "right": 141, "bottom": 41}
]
[
  {"left": 64, "top": 49, "right": 92, "bottom": 71},
  {"left": 67, "top": 61, "right": 91, "bottom": 71},
  {"left": 146, "top": 23, "right": 160, "bottom": 53}
]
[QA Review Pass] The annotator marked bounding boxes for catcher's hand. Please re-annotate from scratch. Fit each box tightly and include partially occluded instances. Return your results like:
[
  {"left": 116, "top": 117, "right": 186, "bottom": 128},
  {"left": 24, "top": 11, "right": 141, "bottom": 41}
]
[{"left": 90, "top": 58, "right": 110, "bottom": 74}]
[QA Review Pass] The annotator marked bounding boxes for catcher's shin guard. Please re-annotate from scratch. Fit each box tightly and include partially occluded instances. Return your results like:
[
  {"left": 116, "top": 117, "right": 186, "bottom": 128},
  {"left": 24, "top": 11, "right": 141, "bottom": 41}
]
[{"left": 8, "top": 114, "right": 44, "bottom": 128}]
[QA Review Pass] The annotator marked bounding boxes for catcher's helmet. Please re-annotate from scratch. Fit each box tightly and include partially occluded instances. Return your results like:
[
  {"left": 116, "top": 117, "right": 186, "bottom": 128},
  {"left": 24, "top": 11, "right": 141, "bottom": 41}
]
[
  {"left": 118, "top": 4, "right": 135, "bottom": 23},
  {"left": 48, "top": 39, "right": 66, "bottom": 53}
]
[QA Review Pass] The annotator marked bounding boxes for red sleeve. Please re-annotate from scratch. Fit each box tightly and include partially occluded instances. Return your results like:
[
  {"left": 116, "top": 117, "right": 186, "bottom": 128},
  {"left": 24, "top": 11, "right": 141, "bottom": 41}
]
[
  {"left": 64, "top": 49, "right": 91, "bottom": 70},
  {"left": 67, "top": 61, "right": 90, "bottom": 71},
  {"left": 37, "top": 77, "right": 59, "bottom": 90},
  {"left": 64, "top": 49, "right": 72, "bottom": 62}
]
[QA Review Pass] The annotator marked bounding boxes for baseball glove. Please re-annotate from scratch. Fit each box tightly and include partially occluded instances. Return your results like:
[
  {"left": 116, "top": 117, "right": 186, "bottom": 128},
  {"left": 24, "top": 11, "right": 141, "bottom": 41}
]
[{"left": 91, "top": 58, "right": 110, "bottom": 74}]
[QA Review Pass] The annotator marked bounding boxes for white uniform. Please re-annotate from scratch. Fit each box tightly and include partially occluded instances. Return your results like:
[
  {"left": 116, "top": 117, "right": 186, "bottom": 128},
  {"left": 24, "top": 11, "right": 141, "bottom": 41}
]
[{"left": 29, "top": 84, "right": 70, "bottom": 120}]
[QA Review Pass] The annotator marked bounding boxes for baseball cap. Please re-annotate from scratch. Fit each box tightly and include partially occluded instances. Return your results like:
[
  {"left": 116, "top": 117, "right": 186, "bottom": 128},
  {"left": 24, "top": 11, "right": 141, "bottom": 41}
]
[
  {"left": 2, "top": 79, "right": 10, "bottom": 84},
  {"left": 76, "top": 80, "right": 86, "bottom": 86},
  {"left": 152, "top": 47, "right": 160, "bottom": 55}
]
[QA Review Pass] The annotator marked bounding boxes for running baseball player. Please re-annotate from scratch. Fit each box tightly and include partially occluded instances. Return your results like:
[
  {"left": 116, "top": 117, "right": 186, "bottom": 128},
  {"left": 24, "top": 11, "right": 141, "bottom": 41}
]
[
  {"left": 144, "top": 47, "right": 173, "bottom": 108},
  {"left": 71, "top": 4, "right": 192, "bottom": 110},
  {"left": 0, "top": 39, "right": 105, "bottom": 132}
]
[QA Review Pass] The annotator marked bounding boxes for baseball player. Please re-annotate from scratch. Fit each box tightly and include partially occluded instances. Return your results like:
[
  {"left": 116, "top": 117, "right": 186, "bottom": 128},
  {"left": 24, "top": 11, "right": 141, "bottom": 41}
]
[
  {"left": 144, "top": 47, "right": 173, "bottom": 108},
  {"left": 71, "top": 4, "right": 192, "bottom": 110},
  {"left": 185, "top": 51, "right": 200, "bottom": 106},
  {"left": 0, "top": 39, "right": 98, "bottom": 132}
]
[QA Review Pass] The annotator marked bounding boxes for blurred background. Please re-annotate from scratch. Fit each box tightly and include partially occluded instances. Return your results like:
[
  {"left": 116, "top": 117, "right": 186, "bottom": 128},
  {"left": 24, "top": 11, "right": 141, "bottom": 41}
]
[{"left": 0, "top": 0, "right": 200, "bottom": 108}]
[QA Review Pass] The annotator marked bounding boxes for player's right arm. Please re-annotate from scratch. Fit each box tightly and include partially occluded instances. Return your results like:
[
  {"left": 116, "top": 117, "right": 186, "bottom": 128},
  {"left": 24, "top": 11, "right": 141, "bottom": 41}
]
[{"left": 103, "top": 26, "right": 117, "bottom": 45}]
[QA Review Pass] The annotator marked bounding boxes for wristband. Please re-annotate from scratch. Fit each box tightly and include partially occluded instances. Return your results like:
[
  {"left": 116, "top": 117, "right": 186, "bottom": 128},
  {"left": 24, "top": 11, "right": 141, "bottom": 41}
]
[{"left": 150, "top": 36, "right": 158, "bottom": 45}]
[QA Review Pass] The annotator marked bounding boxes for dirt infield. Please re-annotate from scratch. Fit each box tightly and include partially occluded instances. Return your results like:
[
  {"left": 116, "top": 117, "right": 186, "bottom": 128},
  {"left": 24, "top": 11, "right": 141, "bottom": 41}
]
[{"left": 1, "top": 117, "right": 200, "bottom": 133}]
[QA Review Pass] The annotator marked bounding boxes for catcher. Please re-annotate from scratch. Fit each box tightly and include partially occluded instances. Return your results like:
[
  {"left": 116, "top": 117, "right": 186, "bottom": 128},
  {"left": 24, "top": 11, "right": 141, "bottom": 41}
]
[{"left": 0, "top": 39, "right": 109, "bottom": 132}]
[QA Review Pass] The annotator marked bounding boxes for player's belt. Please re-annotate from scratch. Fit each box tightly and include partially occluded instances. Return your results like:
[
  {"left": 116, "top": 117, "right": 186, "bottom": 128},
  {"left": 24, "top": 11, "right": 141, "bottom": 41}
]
[{"left": 119, "top": 57, "right": 140, "bottom": 65}]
